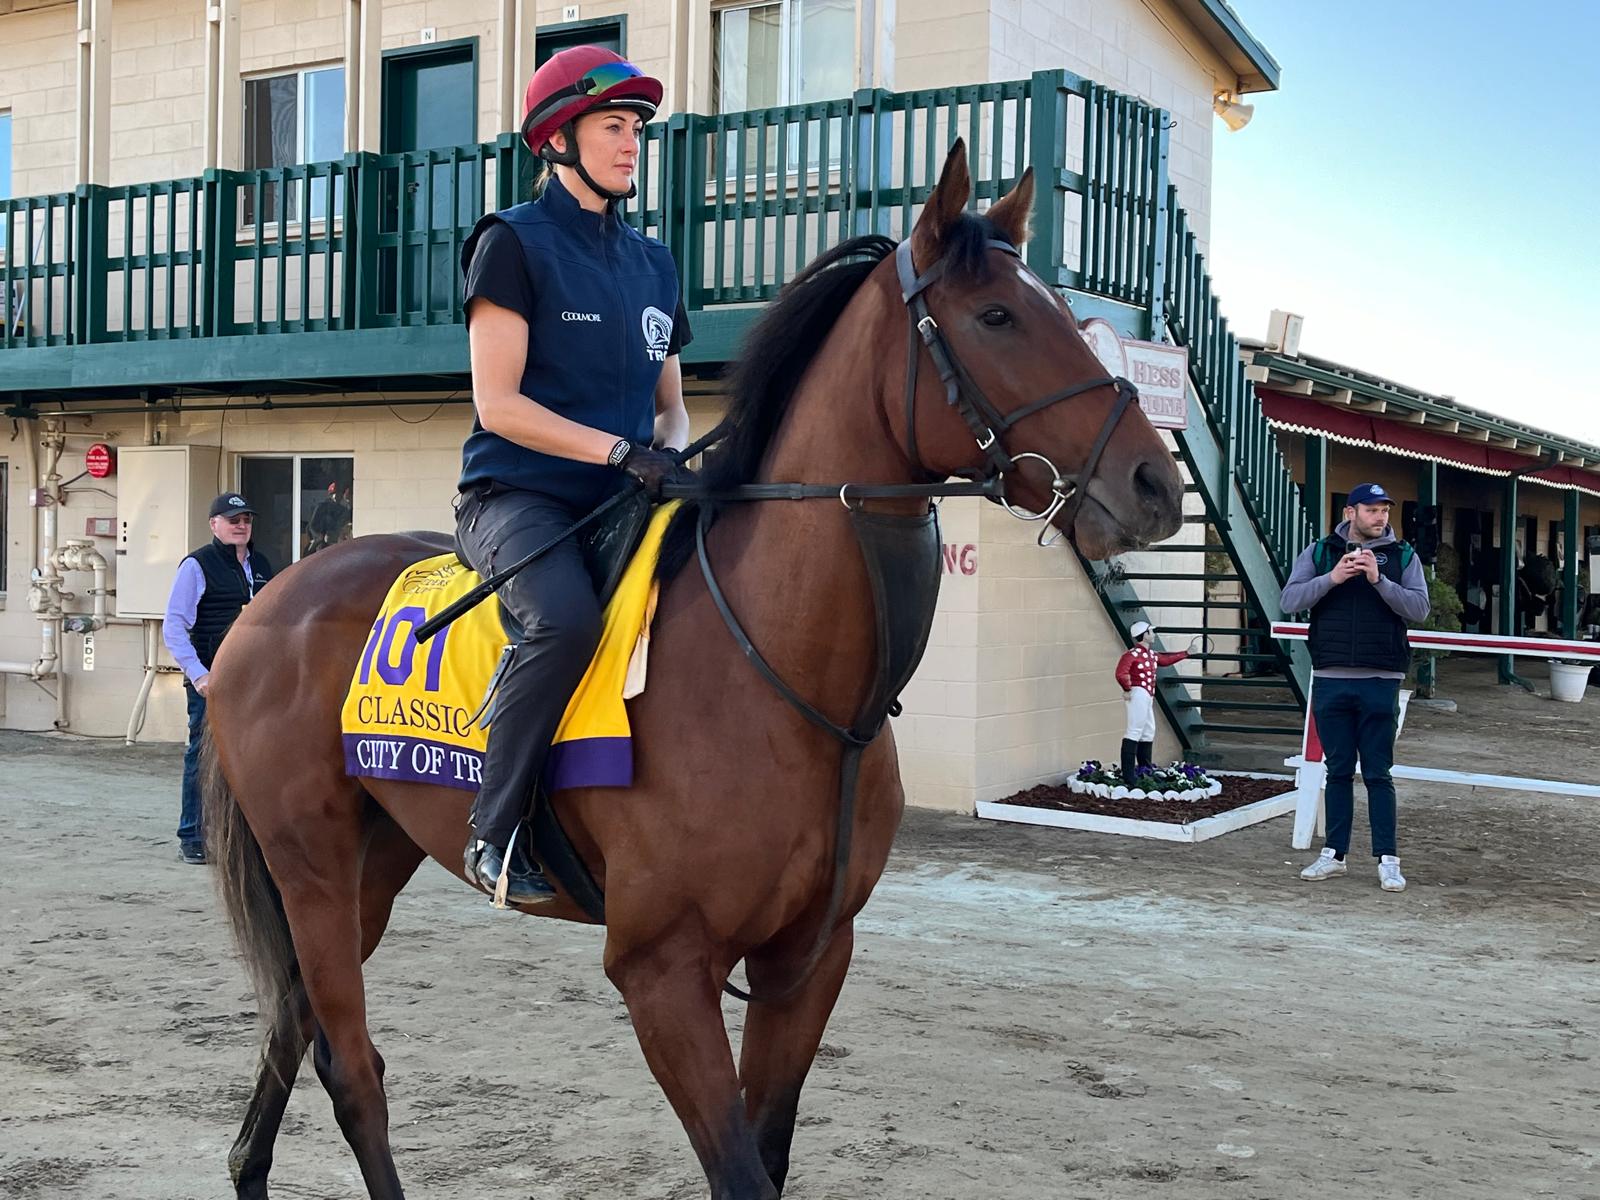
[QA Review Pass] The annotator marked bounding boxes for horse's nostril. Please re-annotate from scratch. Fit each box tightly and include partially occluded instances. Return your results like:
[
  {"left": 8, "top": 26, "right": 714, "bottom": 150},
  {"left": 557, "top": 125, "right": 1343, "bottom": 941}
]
[{"left": 1133, "top": 460, "right": 1173, "bottom": 506}]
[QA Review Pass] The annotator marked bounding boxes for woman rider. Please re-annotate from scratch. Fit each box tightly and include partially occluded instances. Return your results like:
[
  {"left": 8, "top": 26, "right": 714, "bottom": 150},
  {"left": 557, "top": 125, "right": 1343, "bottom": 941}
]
[{"left": 456, "top": 46, "right": 693, "bottom": 903}]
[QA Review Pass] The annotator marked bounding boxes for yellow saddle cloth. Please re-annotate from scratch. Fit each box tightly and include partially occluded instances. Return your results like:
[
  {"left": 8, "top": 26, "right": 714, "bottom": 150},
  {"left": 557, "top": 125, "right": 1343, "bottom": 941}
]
[{"left": 341, "top": 502, "right": 678, "bottom": 792}]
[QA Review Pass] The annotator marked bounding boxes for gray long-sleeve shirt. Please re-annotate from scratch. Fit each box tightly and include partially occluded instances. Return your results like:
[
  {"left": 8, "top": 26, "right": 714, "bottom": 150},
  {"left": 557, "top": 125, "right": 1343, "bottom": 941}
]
[{"left": 1279, "top": 519, "right": 1431, "bottom": 680}]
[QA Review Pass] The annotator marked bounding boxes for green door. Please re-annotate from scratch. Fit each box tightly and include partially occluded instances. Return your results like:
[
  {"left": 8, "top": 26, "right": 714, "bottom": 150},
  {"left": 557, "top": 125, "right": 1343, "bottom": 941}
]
[
  {"left": 535, "top": 20, "right": 624, "bottom": 67},
  {"left": 380, "top": 42, "right": 479, "bottom": 320}
]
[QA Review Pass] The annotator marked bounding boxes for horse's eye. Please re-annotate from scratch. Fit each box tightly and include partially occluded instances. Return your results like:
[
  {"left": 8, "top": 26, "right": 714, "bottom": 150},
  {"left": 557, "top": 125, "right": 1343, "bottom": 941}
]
[{"left": 980, "top": 307, "right": 1012, "bottom": 327}]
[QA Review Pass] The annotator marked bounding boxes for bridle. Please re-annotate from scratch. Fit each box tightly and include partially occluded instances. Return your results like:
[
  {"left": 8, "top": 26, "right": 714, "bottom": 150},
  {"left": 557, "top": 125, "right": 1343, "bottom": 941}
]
[{"left": 893, "top": 236, "right": 1139, "bottom": 544}]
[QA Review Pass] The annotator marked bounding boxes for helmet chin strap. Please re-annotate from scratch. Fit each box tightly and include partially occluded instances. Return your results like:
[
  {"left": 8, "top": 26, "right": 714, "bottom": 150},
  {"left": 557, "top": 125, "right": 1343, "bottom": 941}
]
[{"left": 541, "top": 121, "right": 636, "bottom": 203}]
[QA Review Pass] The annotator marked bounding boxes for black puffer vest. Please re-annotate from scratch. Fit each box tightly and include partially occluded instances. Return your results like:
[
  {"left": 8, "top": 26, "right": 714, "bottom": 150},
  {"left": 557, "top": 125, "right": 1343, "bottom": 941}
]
[
  {"left": 186, "top": 539, "right": 274, "bottom": 669},
  {"left": 1306, "top": 534, "right": 1411, "bottom": 673}
]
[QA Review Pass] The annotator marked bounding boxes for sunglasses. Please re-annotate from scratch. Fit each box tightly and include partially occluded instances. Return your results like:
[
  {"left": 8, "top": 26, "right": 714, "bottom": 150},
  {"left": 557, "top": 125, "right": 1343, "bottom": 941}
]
[
  {"left": 221, "top": 514, "right": 254, "bottom": 525},
  {"left": 522, "top": 62, "right": 647, "bottom": 139}
]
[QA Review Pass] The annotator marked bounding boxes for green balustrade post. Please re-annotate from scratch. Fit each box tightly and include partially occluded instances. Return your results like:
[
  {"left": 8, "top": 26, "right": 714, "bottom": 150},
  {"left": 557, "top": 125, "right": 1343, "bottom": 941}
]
[
  {"left": 1562, "top": 489, "right": 1581, "bottom": 639},
  {"left": 1147, "top": 108, "right": 1172, "bottom": 332},
  {"left": 660, "top": 113, "right": 690, "bottom": 290},
  {"left": 1026, "top": 70, "right": 1066, "bottom": 284},
  {"left": 1304, "top": 435, "right": 1328, "bottom": 539},
  {"left": 201, "top": 170, "right": 239, "bottom": 339},
  {"left": 851, "top": 88, "right": 892, "bottom": 238},
  {"left": 346, "top": 152, "right": 382, "bottom": 329},
  {"left": 73, "top": 184, "right": 110, "bottom": 343},
  {"left": 684, "top": 114, "right": 707, "bottom": 311},
  {"left": 1498, "top": 474, "right": 1518, "bottom": 683}
]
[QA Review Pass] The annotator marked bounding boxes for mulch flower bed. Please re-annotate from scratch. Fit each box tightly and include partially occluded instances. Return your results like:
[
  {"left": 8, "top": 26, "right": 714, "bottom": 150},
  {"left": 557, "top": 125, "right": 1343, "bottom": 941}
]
[{"left": 995, "top": 774, "right": 1293, "bottom": 824}]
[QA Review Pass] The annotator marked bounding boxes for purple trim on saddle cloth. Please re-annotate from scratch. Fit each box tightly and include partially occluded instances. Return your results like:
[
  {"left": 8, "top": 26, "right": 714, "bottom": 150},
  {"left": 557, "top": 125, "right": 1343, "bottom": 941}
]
[
  {"left": 543, "top": 736, "right": 632, "bottom": 793},
  {"left": 343, "top": 733, "right": 483, "bottom": 791}
]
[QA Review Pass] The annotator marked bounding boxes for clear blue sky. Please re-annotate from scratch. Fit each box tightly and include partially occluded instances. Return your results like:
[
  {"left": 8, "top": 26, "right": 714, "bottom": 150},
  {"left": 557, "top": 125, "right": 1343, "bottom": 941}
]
[{"left": 1209, "top": 1, "right": 1600, "bottom": 445}]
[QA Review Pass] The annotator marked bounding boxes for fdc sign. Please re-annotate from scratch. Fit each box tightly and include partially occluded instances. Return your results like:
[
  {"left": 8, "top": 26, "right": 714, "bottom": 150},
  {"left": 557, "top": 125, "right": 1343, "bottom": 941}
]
[{"left": 1078, "top": 319, "right": 1188, "bottom": 430}]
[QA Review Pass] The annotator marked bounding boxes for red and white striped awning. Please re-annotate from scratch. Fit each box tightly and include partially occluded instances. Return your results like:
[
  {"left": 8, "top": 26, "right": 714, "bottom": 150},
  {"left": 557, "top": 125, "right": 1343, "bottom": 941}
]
[{"left": 1260, "top": 391, "right": 1600, "bottom": 498}]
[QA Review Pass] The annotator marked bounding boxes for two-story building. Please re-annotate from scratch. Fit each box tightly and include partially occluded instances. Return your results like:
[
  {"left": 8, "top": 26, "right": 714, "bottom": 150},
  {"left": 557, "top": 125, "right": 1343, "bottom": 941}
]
[{"left": 4, "top": 0, "right": 1308, "bottom": 809}]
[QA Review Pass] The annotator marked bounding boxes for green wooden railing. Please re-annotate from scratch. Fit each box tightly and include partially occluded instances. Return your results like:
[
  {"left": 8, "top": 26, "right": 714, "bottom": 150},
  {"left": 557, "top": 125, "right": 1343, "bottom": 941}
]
[{"left": 1, "top": 68, "right": 1307, "bottom": 582}]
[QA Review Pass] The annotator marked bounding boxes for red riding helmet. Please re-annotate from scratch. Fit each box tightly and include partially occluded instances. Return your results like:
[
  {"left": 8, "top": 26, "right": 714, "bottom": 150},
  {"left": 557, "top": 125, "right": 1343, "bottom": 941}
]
[{"left": 520, "top": 46, "right": 663, "bottom": 160}]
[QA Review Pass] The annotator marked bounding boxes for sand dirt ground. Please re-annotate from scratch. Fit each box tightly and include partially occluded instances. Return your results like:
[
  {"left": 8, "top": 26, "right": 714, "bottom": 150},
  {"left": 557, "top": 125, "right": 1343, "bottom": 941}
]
[{"left": 2, "top": 657, "right": 1598, "bottom": 1199}]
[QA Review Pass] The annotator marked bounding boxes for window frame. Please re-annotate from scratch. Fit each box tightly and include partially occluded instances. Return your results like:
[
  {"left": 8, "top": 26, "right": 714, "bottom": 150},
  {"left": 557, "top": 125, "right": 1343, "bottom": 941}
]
[
  {"left": 240, "top": 62, "right": 347, "bottom": 230},
  {"left": 235, "top": 452, "right": 354, "bottom": 566}
]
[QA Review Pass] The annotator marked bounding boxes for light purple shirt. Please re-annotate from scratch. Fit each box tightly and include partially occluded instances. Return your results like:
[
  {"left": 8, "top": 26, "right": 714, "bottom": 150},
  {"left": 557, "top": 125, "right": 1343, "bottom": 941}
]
[{"left": 162, "top": 550, "right": 257, "bottom": 684}]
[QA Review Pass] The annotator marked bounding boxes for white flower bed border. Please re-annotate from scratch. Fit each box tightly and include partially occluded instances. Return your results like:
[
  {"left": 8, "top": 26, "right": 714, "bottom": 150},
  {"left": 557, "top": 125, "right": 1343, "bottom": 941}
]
[{"left": 975, "top": 770, "right": 1299, "bottom": 844}]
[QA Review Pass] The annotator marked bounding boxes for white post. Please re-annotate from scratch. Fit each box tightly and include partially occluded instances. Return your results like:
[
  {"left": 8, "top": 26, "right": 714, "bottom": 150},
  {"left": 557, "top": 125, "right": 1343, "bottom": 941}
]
[{"left": 1290, "top": 674, "right": 1322, "bottom": 850}]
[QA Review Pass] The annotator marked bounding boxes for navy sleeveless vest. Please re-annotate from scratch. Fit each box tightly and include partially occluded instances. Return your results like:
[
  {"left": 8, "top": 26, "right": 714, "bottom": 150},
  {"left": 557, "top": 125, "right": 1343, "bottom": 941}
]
[
  {"left": 186, "top": 539, "right": 274, "bottom": 669},
  {"left": 457, "top": 178, "right": 681, "bottom": 509},
  {"left": 1306, "top": 534, "right": 1411, "bottom": 673}
]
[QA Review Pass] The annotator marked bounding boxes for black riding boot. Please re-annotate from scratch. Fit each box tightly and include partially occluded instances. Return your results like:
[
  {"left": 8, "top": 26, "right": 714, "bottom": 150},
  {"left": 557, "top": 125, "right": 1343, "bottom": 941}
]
[
  {"left": 465, "top": 820, "right": 552, "bottom": 905},
  {"left": 1137, "top": 741, "right": 1155, "bottom": 769},
  {"left": 1120, "top": 738, "right": 1139, "bottom": 783}
]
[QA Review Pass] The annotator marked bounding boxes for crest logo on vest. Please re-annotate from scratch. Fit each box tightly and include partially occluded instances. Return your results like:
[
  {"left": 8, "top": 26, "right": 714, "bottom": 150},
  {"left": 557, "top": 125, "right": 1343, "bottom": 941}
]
[{"left": 641, "top": 306, "right": 673, "bottom": 361}]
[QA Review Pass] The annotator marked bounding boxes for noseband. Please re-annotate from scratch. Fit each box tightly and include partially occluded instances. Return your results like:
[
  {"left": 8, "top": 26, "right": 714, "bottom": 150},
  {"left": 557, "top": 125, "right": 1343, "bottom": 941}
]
[{"left": 893, "top": 237, "right": 1138, "bottom": 544}]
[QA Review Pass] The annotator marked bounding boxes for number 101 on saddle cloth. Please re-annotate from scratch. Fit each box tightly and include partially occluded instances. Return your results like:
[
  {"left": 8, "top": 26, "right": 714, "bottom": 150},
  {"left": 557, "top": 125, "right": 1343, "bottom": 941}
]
[{"left": 338, "top": 503, "right": 679, "bottom": 792}]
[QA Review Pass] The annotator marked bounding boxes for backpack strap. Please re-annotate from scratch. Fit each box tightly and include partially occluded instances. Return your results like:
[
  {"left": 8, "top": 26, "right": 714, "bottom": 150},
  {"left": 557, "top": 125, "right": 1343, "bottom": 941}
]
[{"left": 1399, "top": 542, "right": 1415, "bottom": 572}]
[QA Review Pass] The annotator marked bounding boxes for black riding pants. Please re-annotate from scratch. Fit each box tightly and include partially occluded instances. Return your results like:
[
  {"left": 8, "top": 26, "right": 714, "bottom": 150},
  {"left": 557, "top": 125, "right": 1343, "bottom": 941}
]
[{"left": 455, "top": 485, "right": 603, "bottom": 847}]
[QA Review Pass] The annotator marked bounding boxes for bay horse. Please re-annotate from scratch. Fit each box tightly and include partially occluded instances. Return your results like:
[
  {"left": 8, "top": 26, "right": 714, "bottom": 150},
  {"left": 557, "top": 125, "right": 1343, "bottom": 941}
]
[{"left": 202, "top": 140, "right": 1185, "bottom": 1199}]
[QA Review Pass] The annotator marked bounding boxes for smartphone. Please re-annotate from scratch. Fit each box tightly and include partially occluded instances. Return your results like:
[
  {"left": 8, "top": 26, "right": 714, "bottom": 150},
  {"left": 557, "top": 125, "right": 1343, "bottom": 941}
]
[{"left": 1346, "top": 541, "right": 1361, "bottom": 556}]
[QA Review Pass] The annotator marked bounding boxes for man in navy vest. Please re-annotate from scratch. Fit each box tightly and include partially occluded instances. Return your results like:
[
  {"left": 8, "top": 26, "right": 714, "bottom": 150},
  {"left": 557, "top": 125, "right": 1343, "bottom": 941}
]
[
  {"left": 161, "top": 492, "right": 276, "bottom": 863},
  {"left": 1280, "top": 482, "right": 1429, "bottom": 891}
]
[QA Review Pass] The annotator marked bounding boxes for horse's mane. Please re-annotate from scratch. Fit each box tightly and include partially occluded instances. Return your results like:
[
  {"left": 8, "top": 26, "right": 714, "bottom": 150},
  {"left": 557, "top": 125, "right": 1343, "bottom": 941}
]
[{"left": 659, "top": 212, "right": 1011, "bottom": 579}]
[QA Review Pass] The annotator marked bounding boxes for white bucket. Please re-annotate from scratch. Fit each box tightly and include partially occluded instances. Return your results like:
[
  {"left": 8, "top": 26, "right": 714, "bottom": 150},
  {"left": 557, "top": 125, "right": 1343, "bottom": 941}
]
[{"left": 1549, "top": 661, "right": 1591, "bottom": 703}]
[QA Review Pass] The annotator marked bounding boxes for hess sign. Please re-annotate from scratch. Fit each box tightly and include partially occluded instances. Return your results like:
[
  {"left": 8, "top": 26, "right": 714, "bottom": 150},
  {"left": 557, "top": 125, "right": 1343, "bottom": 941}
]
[
  {"left": 85, "top": 443, "right": 116, "bottom": 478},
  {"left": 1077, "top": 319, "right": 1188, "bottom": 429}
]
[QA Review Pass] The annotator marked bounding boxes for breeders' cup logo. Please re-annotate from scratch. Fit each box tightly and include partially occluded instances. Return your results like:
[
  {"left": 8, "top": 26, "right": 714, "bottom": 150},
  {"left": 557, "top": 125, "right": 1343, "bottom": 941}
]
[
  {"left": 228, "top": 496, "right": 246, "bottom": 507},
  {"left": 641, "top": 306, "right": 673, "bottom": 362}
]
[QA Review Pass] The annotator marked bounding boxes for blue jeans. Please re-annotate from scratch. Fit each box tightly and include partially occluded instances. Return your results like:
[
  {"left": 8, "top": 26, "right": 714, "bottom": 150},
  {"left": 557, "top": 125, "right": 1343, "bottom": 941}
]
[
  {"left": 1312, "top": 676, "right": 1400, "bottom": 859},
  {"left": 178, "top": 682, "right": 206, "bottom": 849}
]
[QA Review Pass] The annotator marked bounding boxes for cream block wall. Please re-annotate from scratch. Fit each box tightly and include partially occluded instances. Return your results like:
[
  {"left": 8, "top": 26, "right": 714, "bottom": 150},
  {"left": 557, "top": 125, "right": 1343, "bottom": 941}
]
[
  {"left": 986, "top": 0, "right": 1228, "bottom": 244},
  {"left": 0, "top": 402, "right": 474, "bottom": 738},
  {"left": 108, "top": 0, "right": 207, "bottom": 185},
  {"left": 0, "top": 2, "right": 77, "bottom": 198}
]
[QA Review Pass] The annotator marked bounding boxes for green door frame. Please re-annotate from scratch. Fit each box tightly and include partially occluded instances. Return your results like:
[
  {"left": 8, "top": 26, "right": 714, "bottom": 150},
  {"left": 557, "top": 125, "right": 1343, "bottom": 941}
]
[
  {"left": 535, "top": 16, "right": 628, "bottom": 65},
  {"left": 380, "top": 37, "right": 481, "bottom": 154}
]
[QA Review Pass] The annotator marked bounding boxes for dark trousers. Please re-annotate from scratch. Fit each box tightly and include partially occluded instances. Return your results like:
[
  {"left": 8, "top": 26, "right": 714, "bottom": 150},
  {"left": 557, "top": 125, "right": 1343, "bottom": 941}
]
[
  {"left": 455, "top": 485, "right": 603, "bottom": 847},
  {"left": 1311, "top": 676, "right": 1400, "bottom": 859},
  {"left": 179, "top": 682, "right": 206, "bottom": 850}
]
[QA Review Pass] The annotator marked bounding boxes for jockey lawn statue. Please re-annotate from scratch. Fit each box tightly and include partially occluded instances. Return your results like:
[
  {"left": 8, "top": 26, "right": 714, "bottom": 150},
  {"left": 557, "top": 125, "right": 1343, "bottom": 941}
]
[{"left": 1114, "top": 620, "right": 1190, "bottom": 783}]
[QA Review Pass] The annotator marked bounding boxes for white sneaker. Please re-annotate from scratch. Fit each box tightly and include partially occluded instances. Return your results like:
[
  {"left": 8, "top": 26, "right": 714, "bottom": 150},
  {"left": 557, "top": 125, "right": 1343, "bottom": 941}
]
[
  {"left": 1379, "top": 856, "right": 1406, "bottom": 892},
  {"left": 1299, "top": 848, "right": 1347, "bottom": 881}
]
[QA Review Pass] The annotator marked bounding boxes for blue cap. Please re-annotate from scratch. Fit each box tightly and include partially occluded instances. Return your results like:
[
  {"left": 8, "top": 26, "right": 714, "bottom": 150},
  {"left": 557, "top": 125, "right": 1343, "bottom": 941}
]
[{"left": 1347, "top": 482, "right": 1393, "bottom": 507}]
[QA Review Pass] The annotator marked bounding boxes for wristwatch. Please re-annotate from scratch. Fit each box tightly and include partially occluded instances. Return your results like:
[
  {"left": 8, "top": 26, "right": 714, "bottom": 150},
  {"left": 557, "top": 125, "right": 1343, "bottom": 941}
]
[{"left": 607, "top": 438, "right": 633, "bottom": 469}]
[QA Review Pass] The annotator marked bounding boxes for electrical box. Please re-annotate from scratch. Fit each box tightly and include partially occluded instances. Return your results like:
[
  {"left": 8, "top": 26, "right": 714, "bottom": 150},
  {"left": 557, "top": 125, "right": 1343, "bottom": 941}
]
[
  {"left": 116, "top": 445, "right": 223, "bottom": 619},
  {"left": 1267, "top": 309, "right": 1303, "bottom": 357}
]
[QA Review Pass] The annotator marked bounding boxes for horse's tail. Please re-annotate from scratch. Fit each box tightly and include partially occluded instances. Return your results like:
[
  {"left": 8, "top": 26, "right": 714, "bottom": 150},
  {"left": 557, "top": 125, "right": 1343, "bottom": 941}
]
[{"left": 201, "top": 726, "right": 298, "bottom": 1019}]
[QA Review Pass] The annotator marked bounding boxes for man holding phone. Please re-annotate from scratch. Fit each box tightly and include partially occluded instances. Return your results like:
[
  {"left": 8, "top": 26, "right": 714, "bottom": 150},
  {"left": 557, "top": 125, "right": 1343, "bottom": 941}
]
[{"left": 1280, "top": 482, "right": 1430, "bottom": 891}]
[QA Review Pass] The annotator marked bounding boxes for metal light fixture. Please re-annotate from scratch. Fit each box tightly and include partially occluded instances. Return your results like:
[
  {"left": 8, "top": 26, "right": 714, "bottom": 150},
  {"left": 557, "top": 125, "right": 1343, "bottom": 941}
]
[{"left": 1213, "top": 89, "right": 1254, "bottom": 132}]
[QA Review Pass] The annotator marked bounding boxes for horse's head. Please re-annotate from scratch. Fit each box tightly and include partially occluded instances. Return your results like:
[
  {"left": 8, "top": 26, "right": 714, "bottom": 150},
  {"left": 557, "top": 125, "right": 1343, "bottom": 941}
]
[{"left": 892, "top": 140, "right": 1185, "bottom": 558}]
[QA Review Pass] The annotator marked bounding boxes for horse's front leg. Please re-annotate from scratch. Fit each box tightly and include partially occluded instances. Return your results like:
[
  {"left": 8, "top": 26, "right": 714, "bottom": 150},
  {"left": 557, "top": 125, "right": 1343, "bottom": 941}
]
[
  {"left": 737, "top": 923, "right": 854, "bottom": 1195},
  {"left": 607, "top": 929, "right": 776, "bottom": 1200}
]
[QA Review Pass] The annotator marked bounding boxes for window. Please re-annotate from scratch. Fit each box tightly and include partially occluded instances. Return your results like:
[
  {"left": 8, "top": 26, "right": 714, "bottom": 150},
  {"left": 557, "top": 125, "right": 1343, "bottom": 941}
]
[
  {"left": 237, "top": 455, "right": 354, "bottom": 569},
  {"left": 712, "top": 0, "right": 853, "bottom": 112},
  {"left": 243, "top": 66, "right": 345, "bottom": 224}
]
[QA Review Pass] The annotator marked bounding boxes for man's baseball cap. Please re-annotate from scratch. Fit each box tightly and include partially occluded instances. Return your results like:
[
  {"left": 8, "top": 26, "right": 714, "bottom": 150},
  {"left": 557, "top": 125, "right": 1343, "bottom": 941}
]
[
  {"left": 1347, "top": 482, "right": 1393, "bottom": 507},
  {"left": 209, "top": 492, "right": 257, "bottom": 518},
  {"left": 1130, "top": 620, "right": 1155, "bottom": 639}
]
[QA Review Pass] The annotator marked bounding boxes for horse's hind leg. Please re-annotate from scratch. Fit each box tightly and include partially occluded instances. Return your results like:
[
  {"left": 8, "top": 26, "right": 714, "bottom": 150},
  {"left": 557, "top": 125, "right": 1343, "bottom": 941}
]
[
  {"left": 737, "top": 924, "right": 855, "bottom": 1195},
  {"left": 230, "top": 811, "right": 424, "bottom": 1198},
  {"left": 608, "top": 932, "right": 777, "bottom": 1200},
  {"left": 230, "top": 810, "right": 424, "bottom": 1199}
]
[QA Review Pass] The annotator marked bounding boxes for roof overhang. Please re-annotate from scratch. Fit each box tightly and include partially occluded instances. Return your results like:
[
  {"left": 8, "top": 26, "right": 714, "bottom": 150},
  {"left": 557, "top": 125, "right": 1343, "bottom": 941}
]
[{"left": 1170, "top": 0, "right": 1281, "bottom": 93}]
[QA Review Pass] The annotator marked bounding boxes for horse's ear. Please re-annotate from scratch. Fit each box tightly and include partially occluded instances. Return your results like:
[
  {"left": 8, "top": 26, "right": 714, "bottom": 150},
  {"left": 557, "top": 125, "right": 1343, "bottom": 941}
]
[
  {"left": 986, "top": 167, "right": 1035, "bottom": 248},
  {"left": 912, "top": 139, "right": 972, "bottom": 258}
]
